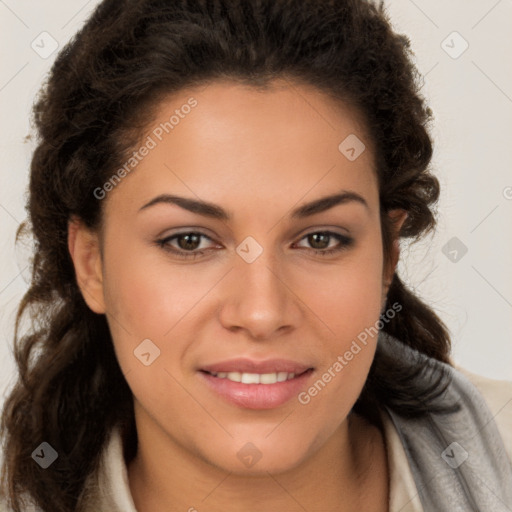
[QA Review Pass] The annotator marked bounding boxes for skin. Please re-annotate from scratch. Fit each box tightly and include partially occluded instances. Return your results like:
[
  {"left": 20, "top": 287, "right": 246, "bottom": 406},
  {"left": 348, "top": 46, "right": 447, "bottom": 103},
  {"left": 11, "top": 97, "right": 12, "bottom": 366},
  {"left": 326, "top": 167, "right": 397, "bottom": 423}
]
[{"left": 68, "top": 79, "right": 407, "bottom": 512}]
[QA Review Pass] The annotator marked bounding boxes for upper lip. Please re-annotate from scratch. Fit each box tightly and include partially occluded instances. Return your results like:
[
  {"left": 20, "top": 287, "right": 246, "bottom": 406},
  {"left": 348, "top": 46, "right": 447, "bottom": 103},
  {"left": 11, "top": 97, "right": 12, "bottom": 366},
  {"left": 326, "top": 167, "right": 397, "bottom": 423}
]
[{"left": 200, "top": 358, "right": 313, "bottom": 375}]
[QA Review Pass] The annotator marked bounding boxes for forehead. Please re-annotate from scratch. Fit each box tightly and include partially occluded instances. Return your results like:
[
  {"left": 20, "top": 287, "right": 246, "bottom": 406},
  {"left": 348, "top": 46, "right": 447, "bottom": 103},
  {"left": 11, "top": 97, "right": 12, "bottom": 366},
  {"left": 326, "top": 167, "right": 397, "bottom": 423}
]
[
  {"left": 104, "top": 79, "right": 378, "bottom": 218},
  {"left": 149, "top": 78, "right": 374, "bottom": 161}
]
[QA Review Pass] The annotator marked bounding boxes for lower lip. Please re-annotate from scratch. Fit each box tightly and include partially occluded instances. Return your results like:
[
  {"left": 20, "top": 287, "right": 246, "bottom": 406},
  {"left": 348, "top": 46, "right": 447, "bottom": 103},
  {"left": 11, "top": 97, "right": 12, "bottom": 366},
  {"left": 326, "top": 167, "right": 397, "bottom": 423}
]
[{"left": 198, "top": 370, "right": 314, "bottom": 409}]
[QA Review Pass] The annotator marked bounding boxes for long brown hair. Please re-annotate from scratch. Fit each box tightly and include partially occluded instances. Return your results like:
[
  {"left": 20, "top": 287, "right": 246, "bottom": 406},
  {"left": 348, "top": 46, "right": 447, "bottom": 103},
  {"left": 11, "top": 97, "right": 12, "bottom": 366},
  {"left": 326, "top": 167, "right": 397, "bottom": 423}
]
[{"left": 1, "top": 0, "right": 454, "bottom": 510}]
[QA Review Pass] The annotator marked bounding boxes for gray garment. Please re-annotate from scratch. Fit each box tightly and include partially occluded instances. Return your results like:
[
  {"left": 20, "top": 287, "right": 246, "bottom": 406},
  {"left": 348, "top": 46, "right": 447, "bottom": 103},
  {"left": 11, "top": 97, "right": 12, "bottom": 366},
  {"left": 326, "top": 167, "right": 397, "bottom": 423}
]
[{"left": 380, "top": 332, "right": 512, "bottom": 511}]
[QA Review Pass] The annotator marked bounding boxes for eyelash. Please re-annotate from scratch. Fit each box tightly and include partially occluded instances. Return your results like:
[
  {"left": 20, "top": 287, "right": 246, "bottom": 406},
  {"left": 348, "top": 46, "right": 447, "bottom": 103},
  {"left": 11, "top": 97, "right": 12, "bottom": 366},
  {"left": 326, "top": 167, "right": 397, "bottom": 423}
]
[{"left": 155, "top": 230, "right": 354, "bottom": 260}]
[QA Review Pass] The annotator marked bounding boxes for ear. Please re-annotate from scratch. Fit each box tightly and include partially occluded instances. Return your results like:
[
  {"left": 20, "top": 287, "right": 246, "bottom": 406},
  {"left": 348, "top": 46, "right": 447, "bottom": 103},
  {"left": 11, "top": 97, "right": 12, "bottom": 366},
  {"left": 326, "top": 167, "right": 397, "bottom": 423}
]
[
  {"left": 68, "top": 216, "right": 106, "bottom": 314},
  {"left": 382, "top": 209, "right": 408, "bottom": 294}
]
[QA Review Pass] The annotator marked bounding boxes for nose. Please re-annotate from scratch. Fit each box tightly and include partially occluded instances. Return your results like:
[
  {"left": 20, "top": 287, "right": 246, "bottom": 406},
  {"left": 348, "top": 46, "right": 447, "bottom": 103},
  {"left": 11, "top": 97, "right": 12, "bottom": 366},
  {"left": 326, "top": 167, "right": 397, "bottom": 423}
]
[{"left": 218, "top": 249, "right": 302, "bottom": 340}]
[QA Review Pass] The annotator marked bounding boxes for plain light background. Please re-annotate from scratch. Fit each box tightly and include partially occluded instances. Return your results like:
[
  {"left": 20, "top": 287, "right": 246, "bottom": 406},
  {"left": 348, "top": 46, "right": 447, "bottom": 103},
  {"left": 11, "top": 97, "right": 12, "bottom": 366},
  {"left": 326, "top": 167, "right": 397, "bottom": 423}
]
[{"left": 1, "top": 0, "right": 511, "bottom": 409}]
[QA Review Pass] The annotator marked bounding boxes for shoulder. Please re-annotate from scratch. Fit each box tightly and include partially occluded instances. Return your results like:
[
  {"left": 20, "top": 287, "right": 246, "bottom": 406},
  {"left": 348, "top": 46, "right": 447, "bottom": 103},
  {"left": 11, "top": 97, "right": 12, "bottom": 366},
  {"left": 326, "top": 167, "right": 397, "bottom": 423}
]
[{"left": 453, "top": 365, "right": 512, "bottom": 462}]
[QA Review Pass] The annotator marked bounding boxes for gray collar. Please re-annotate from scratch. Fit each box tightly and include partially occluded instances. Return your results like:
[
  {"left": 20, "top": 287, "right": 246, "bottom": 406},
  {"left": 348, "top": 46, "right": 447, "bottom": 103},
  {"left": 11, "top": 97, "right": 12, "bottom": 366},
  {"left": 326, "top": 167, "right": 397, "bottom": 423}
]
[{"left": 380, "top": 333, "right": 512, "bottom": 511}]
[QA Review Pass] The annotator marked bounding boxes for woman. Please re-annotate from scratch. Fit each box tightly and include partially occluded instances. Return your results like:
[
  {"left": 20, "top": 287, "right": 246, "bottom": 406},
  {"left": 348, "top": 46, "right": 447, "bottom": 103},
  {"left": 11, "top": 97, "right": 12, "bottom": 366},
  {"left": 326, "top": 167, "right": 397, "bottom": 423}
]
[{"left": 1, "top": 0, "right": 511, "bottom": 511}]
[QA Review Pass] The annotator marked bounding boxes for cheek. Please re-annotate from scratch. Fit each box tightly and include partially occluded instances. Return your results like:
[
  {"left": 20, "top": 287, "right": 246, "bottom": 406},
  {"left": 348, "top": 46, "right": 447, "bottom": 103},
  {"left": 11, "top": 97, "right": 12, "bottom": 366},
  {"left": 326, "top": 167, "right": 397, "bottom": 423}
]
[
  {"left": 296, "top": 233, "right": 384, "bottom": 403},
  {"left": 100, "top": 245, "right": 205, "bottom": 421},
  {"left": 102, "top": 238, "right": 203, "bottom": 338},
  {"left": 302, "top": 234, "right": 384, "bottom": 341}
]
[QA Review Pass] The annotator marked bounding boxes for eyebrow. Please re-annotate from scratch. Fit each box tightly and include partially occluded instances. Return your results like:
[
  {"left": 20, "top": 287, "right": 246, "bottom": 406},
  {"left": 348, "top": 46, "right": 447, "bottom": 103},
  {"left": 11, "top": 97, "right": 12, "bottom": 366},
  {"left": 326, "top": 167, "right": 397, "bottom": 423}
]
[{"left": 138, "top": 191, "right": 369, "bottom": 220}]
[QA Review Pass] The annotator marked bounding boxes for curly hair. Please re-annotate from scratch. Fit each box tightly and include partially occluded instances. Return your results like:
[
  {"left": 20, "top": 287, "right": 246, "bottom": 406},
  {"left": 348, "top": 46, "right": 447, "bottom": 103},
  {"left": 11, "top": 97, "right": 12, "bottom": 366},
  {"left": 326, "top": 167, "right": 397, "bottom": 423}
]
[{"left": 1, "top": 0, "right": 455, "bottom": 510}]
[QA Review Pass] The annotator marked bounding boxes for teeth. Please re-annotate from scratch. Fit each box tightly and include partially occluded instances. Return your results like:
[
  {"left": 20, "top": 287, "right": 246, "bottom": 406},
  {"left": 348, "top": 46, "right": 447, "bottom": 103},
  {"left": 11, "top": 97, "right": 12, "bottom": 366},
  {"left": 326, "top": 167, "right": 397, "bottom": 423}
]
[
  {"left": 277, "top": 371, "right": 289, "bottom": 382},
  {"left": 260, "top": 373, "right": 278, "bottom": 384},
  {"left": 241, "top": 373, "right": 260, "bottom": 384},
  {"left": 209, "top": 371, "right": 298, "bottom": 384}
]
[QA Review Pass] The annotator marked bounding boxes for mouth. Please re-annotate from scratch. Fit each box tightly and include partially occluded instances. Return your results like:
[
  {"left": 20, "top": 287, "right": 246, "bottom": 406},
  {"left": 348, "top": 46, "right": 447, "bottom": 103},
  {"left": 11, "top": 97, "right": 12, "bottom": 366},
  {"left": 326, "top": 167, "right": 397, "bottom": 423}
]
[
  {"left": 197, "top": 367, "right": 315, "bottom": 410},
  {"left": 200, "top": 368, "right": 311, "bottom": 384}
]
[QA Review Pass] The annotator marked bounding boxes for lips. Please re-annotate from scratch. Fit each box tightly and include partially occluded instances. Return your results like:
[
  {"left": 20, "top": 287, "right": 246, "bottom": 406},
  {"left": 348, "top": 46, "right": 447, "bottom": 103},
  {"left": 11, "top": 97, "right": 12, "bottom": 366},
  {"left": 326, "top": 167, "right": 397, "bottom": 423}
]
[{"left": 197, "top": 358, "right": 315, "bottom": 409}]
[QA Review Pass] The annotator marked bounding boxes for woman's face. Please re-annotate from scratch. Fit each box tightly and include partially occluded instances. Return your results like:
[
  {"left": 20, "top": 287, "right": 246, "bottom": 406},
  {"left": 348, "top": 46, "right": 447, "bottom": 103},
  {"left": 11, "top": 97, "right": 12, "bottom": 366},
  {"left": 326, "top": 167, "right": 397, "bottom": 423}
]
[{"left": 72, "top": 79, "right": 401, "bottom": 474}]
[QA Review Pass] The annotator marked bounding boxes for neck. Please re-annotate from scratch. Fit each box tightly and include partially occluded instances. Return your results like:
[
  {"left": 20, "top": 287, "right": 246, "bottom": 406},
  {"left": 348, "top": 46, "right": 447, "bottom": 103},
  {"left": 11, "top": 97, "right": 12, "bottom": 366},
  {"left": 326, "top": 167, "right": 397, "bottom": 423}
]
[{"left": 127, "top": 408, "right": 388, "bottom": 512}]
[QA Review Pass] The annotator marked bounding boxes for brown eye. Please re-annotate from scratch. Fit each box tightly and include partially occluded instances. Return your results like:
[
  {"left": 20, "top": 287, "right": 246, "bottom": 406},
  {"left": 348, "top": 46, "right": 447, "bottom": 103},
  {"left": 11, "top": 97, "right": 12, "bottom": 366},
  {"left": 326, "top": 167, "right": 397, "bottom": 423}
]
[
  {"left": 307, "top": 232, "right": 331, "bottom": 250},
  {"left": 176, "top": 233, "right": 202, "bottom": 251},
  {"left": 295, "top": 231, "right": 354, "bottom": 256},
  {"left": 155, "top": 231, "right": 217, "bottom": 259}
]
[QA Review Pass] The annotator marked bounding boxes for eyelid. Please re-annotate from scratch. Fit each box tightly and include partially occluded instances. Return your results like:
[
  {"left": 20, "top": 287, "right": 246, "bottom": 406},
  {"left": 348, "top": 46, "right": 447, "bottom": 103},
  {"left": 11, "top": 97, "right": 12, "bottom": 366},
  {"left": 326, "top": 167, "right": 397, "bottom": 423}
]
[
  {"left": 292, "top": 230, "right": 354, "bottom": 256},
  {"left": 160, "top": 230, "right": 219, "bottom": 250},
  {"left": 294, "top": 224, "right": 351, "bottom": 239}
]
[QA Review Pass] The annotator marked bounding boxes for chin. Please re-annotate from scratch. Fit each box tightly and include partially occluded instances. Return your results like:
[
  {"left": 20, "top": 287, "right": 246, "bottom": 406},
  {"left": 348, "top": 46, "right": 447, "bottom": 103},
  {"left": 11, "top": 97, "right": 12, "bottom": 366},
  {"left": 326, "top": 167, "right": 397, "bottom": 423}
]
[{"left": 200, "top": 435, "right": 314, "bottom": 475}]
